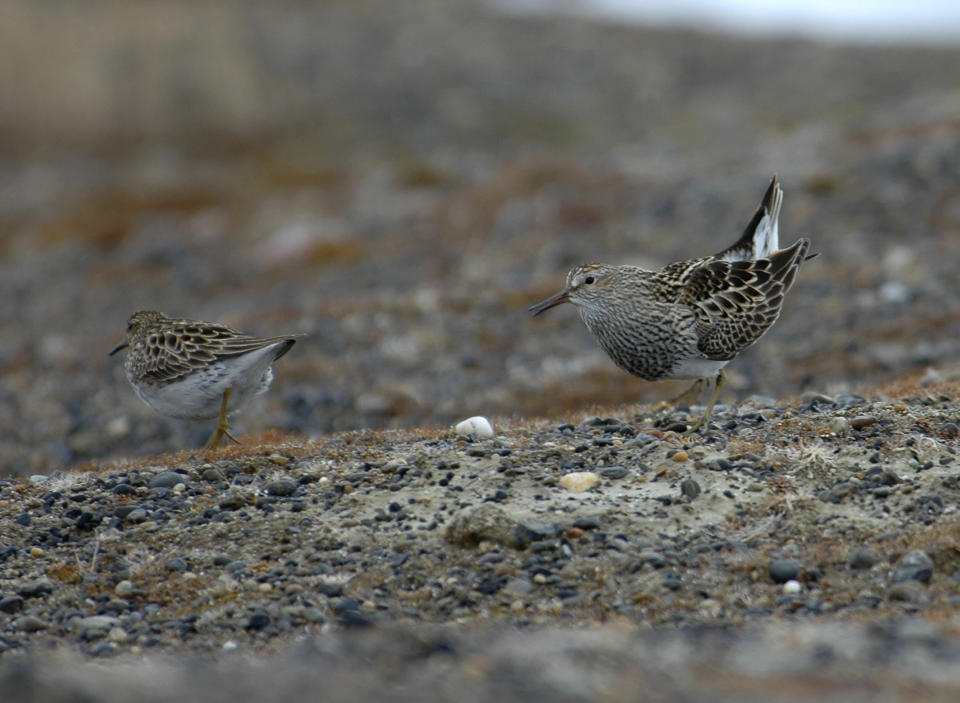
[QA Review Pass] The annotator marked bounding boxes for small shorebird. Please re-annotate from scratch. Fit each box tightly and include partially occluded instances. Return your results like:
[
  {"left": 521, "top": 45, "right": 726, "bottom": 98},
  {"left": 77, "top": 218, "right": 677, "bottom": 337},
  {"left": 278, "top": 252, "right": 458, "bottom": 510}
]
[
  {"left": 109, "top": 311, "right": 300, "bottom": 449},
  {"left": 529, "top": 176, "right": 813, "bottom": 431}
]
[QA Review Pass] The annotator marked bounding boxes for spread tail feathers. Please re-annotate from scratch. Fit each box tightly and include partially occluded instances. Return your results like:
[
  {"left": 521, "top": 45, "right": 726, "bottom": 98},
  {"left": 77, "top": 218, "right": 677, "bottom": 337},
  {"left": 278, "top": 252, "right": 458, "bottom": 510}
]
[{"left": 715, "top": 176, "right": 782, "bottom": 262}]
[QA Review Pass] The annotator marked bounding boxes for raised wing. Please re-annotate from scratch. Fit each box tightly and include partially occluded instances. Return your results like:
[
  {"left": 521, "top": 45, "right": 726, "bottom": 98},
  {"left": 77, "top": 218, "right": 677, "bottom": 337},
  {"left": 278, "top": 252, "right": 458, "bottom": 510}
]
[{"left": 680, "top": 238, "right": 810, "bottom": 359}]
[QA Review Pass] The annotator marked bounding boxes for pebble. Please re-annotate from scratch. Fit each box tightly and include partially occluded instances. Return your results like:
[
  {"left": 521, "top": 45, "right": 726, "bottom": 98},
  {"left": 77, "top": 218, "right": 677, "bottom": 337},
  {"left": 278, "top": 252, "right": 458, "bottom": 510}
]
[
  {"left": 769, "top": 559, "right": 803, "bottom": 584},
  {"left": 17, "top": 579, "right": 53, "bottom": 597},
  {"left": 559, "top": 472, "right": 599, "bottom": 493},
  {"left": 219, "top": 494, "right": 247, "bottom": 511},
  {"left": 782, "top": 579, "right": 802, "bottom": 594},
  {"left": 455, "top": 416, "right": 494, "bottom": 439},
  {"left": 266, "top": 478, "right": 298, "bottom": 497},
  {"left": 124, "top": 508, "right": 148, "bottom": 523},
  {"left": 14, "top": 615, "right": 47, "bottom": 632},
  {"left": 888, "top": 581, "right": 925, "bottom": 603},
  {"left": 671, "top": 451, "right": 688, "bottom": 463},
  {"left": 149, "top": 471, "right": 187, "bottom": 489},
  {"left": 572, "top": 516, "right": 602, "bottom": 530},
  {"left": 599, "top": 466, "right": 628, "bottom": 480},
  {"left": 850, "top": 416, "right": 878, "bottom": 430},
  {"left": 446, "top": 503, "right": 521, "bottom": 548},
  {"left": 73, "top": 615, "right": 121, "bottom": 634},
  {"left": 165, "top": 557, "right": 188, "bottom": 573},
  {"left": 680, "top": 479, "right": 701, "bottom": 501},
  {"left": 246, "top": 612, "right": 271, "bottom": 630},
  {"left": 848, "top": 548, "right": 877, "bottom": 570},
  {"left": 891, "top": 550, "right": 934, "bottom": 583},
  {"left": 0, "top": 595, "right": 25, "bottom": 613},
  {"left": 114, "top": 580, "right": 135, "bottom": 597},
  {"left": 801, "top": 392, "right": 835, "bottom": 406},
  {"left": 942, "top": 422, "right": 960, "bottom": 439}
]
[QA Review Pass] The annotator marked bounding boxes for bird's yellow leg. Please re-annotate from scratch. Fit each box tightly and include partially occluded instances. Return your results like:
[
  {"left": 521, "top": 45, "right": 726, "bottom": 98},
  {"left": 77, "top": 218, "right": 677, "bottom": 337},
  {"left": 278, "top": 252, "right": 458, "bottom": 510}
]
[
  {"left": 204, "top": 388, "right": 240, "bottom": 450},
  {"left": 670, "top": 378, "right": 705, "bottom": 406},
  {"left": 688, "top": 370, "right": 725, "bottom": 433}
]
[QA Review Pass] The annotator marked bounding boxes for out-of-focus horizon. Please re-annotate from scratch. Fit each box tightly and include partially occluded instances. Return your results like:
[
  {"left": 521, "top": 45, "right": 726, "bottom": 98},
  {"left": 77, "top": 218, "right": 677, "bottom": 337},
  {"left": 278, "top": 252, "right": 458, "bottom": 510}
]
[{"left": 500, "top": 0, "right": 960, "bottom": 46}]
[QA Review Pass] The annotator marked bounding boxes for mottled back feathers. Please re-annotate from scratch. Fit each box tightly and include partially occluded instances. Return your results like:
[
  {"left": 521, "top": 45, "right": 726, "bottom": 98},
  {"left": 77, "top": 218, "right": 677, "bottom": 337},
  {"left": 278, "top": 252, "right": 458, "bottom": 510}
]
[{"left": 120, "top": 311, "right": 298, "bottom": 385}]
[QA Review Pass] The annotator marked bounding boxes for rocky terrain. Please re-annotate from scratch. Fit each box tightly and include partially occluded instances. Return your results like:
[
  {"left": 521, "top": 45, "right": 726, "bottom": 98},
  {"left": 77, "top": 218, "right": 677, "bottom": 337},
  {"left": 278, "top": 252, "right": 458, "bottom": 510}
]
[
  {"left": 1, "top": 0, "right": 959, "bottom": 700},
  {"left": 2, "top": 378, "right": 960, "bottom": 700}
]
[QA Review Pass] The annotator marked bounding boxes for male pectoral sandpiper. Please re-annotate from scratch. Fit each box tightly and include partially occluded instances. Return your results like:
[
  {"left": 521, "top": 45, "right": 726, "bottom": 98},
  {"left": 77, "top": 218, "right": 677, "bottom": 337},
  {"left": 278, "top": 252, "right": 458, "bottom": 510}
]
[
  {"left": 529, "top": 176, "right": 814, "bottom": 432},
  {"left": 109, "top": 311, "right": 301, "bottom": 449}
]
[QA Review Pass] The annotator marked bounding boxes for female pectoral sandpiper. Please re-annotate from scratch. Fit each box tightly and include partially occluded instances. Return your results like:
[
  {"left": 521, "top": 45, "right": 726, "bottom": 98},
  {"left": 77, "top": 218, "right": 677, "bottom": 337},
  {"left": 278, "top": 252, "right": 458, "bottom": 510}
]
[
  {"left": 529, "top": 176, "right": 814, "bottom": 432},
  {"left": 109, "top": 311, "right": 301, "bottom": 449}
]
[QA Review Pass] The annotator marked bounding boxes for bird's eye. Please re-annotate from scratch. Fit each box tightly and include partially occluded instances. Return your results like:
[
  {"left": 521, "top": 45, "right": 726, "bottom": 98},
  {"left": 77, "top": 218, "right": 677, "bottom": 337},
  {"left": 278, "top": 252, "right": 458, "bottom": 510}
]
[{"left": 584, "top": 276, "right": 595, "bottom": 285}]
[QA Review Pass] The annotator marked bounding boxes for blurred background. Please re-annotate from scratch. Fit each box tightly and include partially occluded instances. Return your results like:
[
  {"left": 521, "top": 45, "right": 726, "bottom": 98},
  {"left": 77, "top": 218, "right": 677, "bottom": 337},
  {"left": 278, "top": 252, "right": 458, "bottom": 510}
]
[{"left": 1, "top": 0, "right": 959, "bottom": 474}]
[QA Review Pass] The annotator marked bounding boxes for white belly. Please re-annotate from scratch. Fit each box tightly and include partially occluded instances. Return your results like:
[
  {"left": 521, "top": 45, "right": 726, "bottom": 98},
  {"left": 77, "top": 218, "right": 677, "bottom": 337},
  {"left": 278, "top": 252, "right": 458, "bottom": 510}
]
[
  {"left": 667, "top": 358, "right": 729, "bottom": 381},
  {"left": 133, "top": 344, "right": 284, "bottom": 420}
]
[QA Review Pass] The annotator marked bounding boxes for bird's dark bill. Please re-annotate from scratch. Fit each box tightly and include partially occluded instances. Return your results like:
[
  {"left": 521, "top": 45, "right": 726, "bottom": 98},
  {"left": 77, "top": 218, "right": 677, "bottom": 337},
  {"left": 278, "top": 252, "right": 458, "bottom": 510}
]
[
  {"left": 528, "top": 290, "right": 571, "bottom": 317},
  {"left": 108, "top": 341, "right": 129, "bottom": 356}
]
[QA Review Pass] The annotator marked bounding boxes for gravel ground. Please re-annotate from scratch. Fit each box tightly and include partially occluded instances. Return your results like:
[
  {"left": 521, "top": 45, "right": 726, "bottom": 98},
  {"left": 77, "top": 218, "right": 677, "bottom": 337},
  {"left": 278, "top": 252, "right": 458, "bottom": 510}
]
[
  {"left": 2, "top": 381, "right": 960, "bottom": 699},
  {"left": 2, "top": 0, "right": 960, "bottom": 699}
]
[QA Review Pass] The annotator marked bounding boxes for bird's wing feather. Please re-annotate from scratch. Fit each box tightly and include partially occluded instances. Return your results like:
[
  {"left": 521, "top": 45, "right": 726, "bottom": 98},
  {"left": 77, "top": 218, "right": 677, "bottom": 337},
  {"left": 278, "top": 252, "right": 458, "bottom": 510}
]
[{"left": 679, "top": 239, "right": 809, "bottom": 359}]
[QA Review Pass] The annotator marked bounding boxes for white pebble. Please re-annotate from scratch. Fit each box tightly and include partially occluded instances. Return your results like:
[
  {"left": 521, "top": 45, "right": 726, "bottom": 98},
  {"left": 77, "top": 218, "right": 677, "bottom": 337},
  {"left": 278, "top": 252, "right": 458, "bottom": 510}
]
[
  {"left": 782, "top": 579, "right": 803, "bottom": 594},
  {"left": 456, "top": 416, "right": 494, "bottom": 439},
  {"left": 559, "top": 472, "right": 599, "bottom": 493}
]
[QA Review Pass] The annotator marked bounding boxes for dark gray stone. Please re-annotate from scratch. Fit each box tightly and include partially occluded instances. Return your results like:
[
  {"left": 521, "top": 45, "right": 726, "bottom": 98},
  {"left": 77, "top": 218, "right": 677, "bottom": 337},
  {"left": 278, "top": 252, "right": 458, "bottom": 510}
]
[
  {"left": 769, "top": 559, "right": 803, "bottom": 584},
  {"left": 149, "top": 471, "right": 187, "bottom": 489},
  {"left": 848, "top": 548, "right": 877, "bottom": 570},
  {"left": 892, "top": 550, "right": 934, "bottom": 584},
  {"left": 266, "top": 478, "right": 298, "bottom": 497}
]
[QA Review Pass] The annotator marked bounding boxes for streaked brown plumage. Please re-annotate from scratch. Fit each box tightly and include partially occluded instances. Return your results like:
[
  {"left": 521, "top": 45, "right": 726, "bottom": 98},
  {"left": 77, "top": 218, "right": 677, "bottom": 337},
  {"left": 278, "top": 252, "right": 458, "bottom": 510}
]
[
  {"left": 109, "top": 311, "right": 300, "bottom": 449},
  {"left": 529, "top": 176, "right": 813, "bottom": 431}
]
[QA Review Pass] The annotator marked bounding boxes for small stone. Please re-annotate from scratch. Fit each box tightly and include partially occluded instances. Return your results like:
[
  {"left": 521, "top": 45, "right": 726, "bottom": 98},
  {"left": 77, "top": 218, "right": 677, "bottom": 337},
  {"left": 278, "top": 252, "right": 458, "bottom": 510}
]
[
  {"left": 820, "top": 482, "right": 857, "bottom": 503},
  {"left": 599, "top": 466, "right": 629, "bottom": 480},
  {"left": 769, "top": 559, "right": 803, "bottom": 584},
  {"left": 559, "top": 472, "right": 599, "bottom": 493},
  {"left": 892, "top": 550, "right": 934, "bottom": 583},
  {"left": 672, "top": 451, "right": 689, "bottom": 462},
  {"left": 0, "top": 595, "right": 25, "bottom": 613},
  {"left": 680, "top": 479, "right": 701, "bottom": 501},
  {"left": 14, "top": 615, "right": 47, "bottom": 632},
  {"left": 848, "top": 548, "right": 878, "bottom": 570},
  {"left": 782, "top": 579, "right": 803, "bottom": 594},
  {"left": 942, "top": 422, "right": 960, "bottom": 439},
  {"left": 114, "top": 580, "right": 135, "bottom": 597},
  {"left": 446, "top": 503, "right": 521, "bottom": 548},
  {"left": 125, "top": 508, "right": 148, "bottom": 524},
  {"left": 165, "top": 557, "right": 188, "bottom": 573},
  {"left": 265, "top": 478, "right": 297, "bottom": 497},
  {"left": 149, "top": 471, "right": 187, "bottom": 489},
  {"left": 851, "top": 416, "right": 878, "bottom": 430},
  {"left": 201, "top": 467, "right": 223, "bottom": 482},
  {"left": 17, "top": 579, "right": 53, "bottom": 597},
  {"left": 246, "top": 612, "right": 271, "bottom": 630},
  {"left": 455, "top": 416, "right": 494, "bottom": 439},
  {"left": 268, "top": 453, "right": 290, "bottom": 466},
  {"left": 572, "top": 516, "right": 602, "bottom": 530},
  {"left": 73, "top": 615, "right": 120, "bottom": 634},
  {"left": 219, "top": 494, "right": 246, "bottom": 511},
  {"left": 888, "top": 581, "right": 925, "bottom": 603},
  {"left": 662, "top": 573, "right": 682, "bottom": 591}
]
